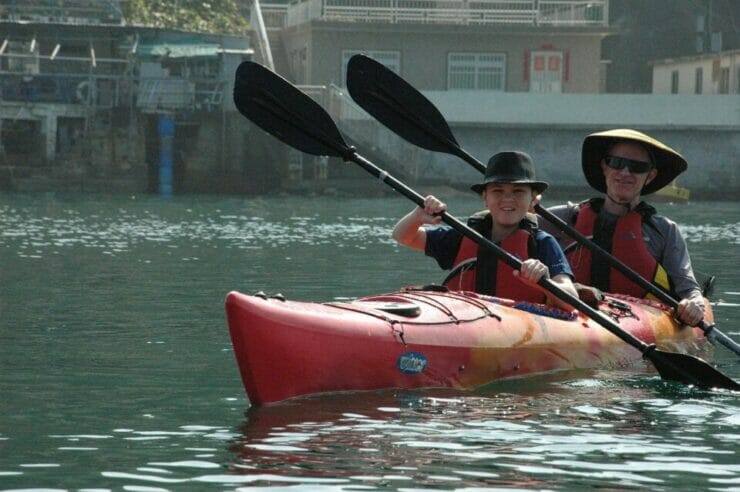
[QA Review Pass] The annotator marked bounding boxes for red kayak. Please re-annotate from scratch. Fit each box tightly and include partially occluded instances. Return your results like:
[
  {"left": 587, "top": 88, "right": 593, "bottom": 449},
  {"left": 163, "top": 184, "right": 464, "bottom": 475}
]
[{"left": 225, "top": 287, "right": 710, "bottom": 405}]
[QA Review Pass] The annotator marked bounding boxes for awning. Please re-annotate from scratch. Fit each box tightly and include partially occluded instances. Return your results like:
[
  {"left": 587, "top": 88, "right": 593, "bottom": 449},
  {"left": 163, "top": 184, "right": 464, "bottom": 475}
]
[{"left": 137, "top": 39, "right": 221, "bottom": 59}]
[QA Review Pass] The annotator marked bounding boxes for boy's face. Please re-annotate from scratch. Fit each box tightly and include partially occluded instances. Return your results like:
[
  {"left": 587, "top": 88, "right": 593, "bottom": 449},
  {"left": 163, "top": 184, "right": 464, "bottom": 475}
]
[{"left": 481, "top": 183, "right": 536, "bottom": 227}]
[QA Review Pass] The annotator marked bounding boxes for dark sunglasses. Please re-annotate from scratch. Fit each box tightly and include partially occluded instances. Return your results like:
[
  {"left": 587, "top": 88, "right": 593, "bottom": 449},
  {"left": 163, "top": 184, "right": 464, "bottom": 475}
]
[{"left": 604, "top": 155, "right": 654, "bottom": 174}]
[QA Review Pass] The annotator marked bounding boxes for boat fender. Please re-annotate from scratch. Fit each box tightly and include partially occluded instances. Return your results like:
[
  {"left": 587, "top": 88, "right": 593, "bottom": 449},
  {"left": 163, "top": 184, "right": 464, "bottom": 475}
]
[{"left": 254, "top": 291, "right": 268, "bottom": 299}]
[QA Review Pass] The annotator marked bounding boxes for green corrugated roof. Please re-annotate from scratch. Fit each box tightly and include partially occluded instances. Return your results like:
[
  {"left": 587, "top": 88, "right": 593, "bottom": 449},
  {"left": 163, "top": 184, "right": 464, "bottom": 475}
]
[{"left": 138, "top": 39, "right": 220, "bottom": 59}]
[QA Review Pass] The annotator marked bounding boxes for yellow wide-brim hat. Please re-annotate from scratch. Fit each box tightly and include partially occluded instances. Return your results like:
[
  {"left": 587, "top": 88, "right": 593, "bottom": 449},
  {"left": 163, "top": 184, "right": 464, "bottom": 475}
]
[{"left": 582, "top": 129, "right": 688, "bottom": 195}]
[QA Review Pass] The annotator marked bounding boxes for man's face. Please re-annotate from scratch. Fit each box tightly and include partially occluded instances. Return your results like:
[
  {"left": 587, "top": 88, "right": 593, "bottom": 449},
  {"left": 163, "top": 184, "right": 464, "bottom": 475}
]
[{"left": 600, "top": 142, "right": 657, "bottom": 204}]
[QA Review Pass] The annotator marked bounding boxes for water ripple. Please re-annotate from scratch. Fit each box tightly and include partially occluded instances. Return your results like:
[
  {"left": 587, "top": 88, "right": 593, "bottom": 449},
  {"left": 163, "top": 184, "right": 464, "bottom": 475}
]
[{"left": 680, "top": 222, "right": 740, "bottom": 244}]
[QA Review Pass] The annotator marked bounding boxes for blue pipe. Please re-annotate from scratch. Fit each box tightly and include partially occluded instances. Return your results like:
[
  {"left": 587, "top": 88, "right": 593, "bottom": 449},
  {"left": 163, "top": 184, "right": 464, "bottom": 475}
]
[{"left": 158, "top": 114, "right": 175, "bottom": 196}]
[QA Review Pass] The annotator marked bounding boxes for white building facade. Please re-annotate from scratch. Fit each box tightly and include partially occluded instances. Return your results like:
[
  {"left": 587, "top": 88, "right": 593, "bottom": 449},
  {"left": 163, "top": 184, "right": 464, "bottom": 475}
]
[{"left": 652, "top": 49, "right": 740, "bottom": 95}]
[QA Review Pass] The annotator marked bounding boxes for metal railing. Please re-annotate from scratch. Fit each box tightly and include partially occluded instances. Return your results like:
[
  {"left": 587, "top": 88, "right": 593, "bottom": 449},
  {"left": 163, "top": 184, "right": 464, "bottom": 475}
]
[
  {"left": 0, "top": 72, "right": 124, "bottom": 107},
  {"left": 281, "top": 0, "right": 607, "bottom": 28},
  {"left": 0, "top": 71, "right": 227, "bottom": 113},
  {"left": 259, "top": 3, "right": 289, "bottom": 30},
  {"left": 0, "top": 42, "right": 230, "bottom": 113},
  {"left": 538, "top": 0, "right": 607, "bottom": 25}
]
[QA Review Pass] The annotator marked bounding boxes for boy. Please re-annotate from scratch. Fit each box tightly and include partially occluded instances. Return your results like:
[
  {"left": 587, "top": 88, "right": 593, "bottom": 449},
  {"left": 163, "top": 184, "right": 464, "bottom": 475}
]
[{"left": 393, "top": 151, "right": 577, "bottom": 308}]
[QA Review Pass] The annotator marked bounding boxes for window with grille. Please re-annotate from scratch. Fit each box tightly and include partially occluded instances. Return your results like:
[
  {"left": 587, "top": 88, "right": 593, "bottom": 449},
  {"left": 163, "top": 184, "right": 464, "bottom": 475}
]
[{"left": 448, "top": 53, "right": 506, "bottom": 91}]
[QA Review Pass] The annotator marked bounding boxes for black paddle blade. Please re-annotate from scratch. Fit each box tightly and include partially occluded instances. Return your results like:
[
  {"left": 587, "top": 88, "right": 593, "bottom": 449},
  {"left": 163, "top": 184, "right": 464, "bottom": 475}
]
[
  {"left": 346, "top": 54, "right": 460, "bottom": 154},
  {"left": 233, "top": 61, "right": 347, "bottom": 158},
  {"left": 648, "top": 349, "right": 740, "bottom": 391}
]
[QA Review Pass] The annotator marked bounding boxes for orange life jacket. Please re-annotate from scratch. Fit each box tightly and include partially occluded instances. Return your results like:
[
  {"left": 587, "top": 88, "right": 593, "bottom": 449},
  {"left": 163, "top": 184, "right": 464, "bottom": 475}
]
[
  {"left": 442, "top": 215, "right": 546, "bottom": 303},
  {"left": 565, "top": 199, "right": 671, "bottom": 298}
]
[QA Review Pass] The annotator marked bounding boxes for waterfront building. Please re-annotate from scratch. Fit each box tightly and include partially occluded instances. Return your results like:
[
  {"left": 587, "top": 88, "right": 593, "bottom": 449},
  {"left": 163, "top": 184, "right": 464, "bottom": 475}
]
[
  {"left": 255, "top": 0, "right": 610, "bottom": 92},
  {"left": 0, "top": 0, "right": 254, "bottom": 193},
  {"left": 249, "top": 0, "right": 738, "bottom": 197},
  {"left": 651, "top": 49, "right": 740, "bottom": 95}
]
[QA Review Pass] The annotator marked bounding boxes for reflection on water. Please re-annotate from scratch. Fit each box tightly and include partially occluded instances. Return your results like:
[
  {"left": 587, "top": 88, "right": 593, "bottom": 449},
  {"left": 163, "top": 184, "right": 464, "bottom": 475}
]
[
  {"left": 228, "top": 377, "right": 740, "bottom": 490},
  {"left": 0, "top": 193, "right": 738, "bottom": 490}
]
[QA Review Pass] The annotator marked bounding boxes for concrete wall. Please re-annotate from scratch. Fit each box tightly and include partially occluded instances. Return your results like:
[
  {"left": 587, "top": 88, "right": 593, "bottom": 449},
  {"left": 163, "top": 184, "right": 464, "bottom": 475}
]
[{"left": 402, "top": 92, "right": 740, "bottom": 195}]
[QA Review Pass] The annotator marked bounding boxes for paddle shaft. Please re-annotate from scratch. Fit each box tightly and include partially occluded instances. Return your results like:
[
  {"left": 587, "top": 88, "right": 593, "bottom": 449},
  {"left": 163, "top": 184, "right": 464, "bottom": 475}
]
[
  {"left": 344, "top": 151, "right": 737, "bottom": 390},
  {"left": 247, "top": 85, "right": 665, "bottom": 355},
  {"left": 257, "top": 101, "right": 660, "bottom": 354},
  {"left": 344, "top": 55, "right": 732, "bottom": 342},
  {"left": 343, "top": 146, "right": 736, "bottom": 389},
  {"left": 436, "top": 142, "right": 740, "bottom": 356},
  {"left": 347, "top": 150, "right": 670, "bottom": 355}
]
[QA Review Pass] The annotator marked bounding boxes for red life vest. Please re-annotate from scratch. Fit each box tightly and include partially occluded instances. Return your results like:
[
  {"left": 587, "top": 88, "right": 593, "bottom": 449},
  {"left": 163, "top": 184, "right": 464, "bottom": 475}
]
[
  {"left": 565, "top": 199, "right": 670, "bottom": 298},
  {"left": 443, "top": 216, "right": 546, "bottom": 303}
]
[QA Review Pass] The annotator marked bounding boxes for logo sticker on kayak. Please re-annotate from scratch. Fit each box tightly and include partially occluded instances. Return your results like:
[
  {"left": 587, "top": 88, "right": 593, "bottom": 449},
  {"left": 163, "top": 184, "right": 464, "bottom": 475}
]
[{"left": 397, "top": 351, "right": 427, "bottom": 375}]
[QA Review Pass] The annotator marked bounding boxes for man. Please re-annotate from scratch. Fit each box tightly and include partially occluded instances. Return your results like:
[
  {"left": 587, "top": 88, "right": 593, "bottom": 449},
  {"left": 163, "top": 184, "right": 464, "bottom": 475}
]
[
  {"left": 393, "top": 151, "right": 577, "bottom": 309},
  {"left": 540, "top": 129, "right": 705, "bottom": 325}
]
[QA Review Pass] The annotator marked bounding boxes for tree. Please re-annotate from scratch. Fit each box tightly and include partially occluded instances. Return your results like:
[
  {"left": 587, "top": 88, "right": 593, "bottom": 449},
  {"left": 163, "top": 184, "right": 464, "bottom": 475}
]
[{"left": 122, "top": 0, "right": 249, "bottom": 34}]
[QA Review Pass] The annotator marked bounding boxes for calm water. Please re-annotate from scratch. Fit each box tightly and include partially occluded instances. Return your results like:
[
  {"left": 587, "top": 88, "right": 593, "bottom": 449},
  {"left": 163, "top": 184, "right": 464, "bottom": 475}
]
[{"left": 0, "top": 192, "right": 738, "bottom": 491}]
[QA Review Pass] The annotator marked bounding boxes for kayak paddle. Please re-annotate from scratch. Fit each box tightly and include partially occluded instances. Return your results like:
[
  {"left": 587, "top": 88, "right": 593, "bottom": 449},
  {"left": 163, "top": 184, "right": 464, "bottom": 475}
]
[
  {"left": 345, "top": 53, "right": 740, "bottom": 358},
  {"left": 232, "top": 60, "right": 739, "bottom": 391}
]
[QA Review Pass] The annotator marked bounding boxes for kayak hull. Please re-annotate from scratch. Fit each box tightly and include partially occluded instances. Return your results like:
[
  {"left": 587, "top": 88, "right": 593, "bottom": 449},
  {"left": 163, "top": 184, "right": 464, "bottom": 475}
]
[{"left": 225, "top": 288, "right": 710, "bottom": 405}]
